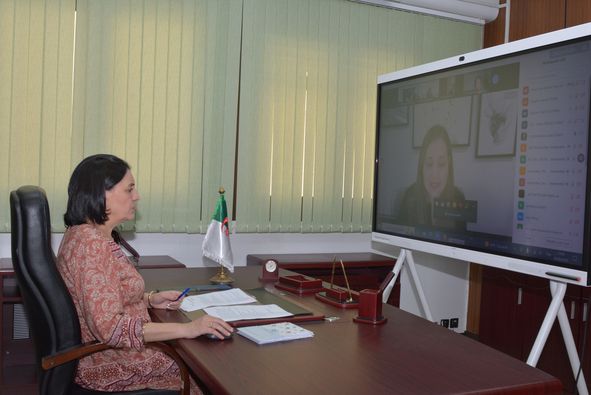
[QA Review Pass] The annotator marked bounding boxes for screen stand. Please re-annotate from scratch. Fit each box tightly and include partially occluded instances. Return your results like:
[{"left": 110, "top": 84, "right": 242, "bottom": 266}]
[
  {"left": 526, "top": 280, "right": 588, "bottom": 395},
  {"left": 382, "top": 249, "right": 433, "bottom": 322}
]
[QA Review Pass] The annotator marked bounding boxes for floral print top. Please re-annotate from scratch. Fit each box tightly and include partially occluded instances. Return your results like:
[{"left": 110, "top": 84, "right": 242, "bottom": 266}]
[{"left": 57, "top": 224, "right": 188, "bottom": 392}]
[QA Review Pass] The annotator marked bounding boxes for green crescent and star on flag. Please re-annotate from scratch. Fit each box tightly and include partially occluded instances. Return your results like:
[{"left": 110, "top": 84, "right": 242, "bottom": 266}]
[{"left": 202, "top": 188, "right": 234, "bottom": 273}]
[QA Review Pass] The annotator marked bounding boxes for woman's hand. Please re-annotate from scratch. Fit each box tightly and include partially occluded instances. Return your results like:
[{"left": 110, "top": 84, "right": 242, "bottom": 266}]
[
  {"left": 143, "top": 292, "right": 233, "bottom": 340},
  {"left": 148, "top": 290, "right": 185, "bottom": 310},
  {"left": 185, "top": 315, "right": 234, "bottom": 339},
  {"left": 142, "top": 314, "right": 233, "bottom": 343}
]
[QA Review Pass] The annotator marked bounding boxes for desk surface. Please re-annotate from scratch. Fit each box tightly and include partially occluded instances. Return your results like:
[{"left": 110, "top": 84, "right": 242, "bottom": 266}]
[
  {"left": 142, "top": 267, "right": 562, "bottom": 395},
  {"left": 137, "top": 255, "right": 185, "bottom": 269}
]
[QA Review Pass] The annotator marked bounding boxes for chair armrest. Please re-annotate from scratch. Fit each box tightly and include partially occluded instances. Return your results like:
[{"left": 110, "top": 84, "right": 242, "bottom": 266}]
[
  {"left": 42, "top": 341, "right": 190, "bottom": 395},
  {"left": 41, "top": 340, "right": 109, "bottom": 369}
]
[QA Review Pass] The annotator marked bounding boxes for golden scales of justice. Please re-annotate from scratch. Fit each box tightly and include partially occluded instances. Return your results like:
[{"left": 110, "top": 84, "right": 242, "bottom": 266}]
[{"left": 314, "top": 256, "right": 359, "bottom": 308}]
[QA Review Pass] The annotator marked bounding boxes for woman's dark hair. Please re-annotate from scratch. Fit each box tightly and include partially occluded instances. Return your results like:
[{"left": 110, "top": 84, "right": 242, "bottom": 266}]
[
  {"left": 399, "top": 125, "right": 465, "bottom": 230},
  {"left": 415, "top": 125, "right": 455, "bottom": 199},
  {"left": 64, "top": 154, "right": 130, "bottom": 227}
]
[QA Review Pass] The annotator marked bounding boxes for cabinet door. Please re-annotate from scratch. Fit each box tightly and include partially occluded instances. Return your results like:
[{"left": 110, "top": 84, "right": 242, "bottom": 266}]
[
  {"left": 480, "top": 270, "right": 582, "bottom": 393},
  {"left": 566, "top": 0, "right": 591, "bottom": 27},
  {"left": 478, "top": 266, "right": 524, "bottom": 359},
  {"left": 483, "top": 0, "right": 567, "bottom": 48},
  {"left": 508, "top": 0, "right": 566, "bottom": 41}
]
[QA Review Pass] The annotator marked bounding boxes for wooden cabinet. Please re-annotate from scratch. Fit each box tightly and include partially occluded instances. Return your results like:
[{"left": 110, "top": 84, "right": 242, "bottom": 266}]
[
  {"left": 483, "top": 0, "right": 591, "bottom": 48},
  {"left": 0, "top": 258, "right": 36, "bottom": 394},
  {"left": 566, "top": 0, "right": 591, "bottom": 27},
  {"left": 507, "top": 0, "right": 566, "bottom": 41},
  {"left": 478, "top": 267, "right": 583, "bottom": 394},
  {"left": 478, "top": 268, "right": 524, "bottom": 358},
  {"left": 246, "top": 253, "right": 400, "bottom": 306}
]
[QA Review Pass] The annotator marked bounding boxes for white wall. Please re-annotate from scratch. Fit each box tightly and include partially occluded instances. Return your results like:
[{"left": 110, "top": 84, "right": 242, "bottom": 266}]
[
  {"left": 373, "top": 241, "right": 469, "bottom": 332},
  {"left": 0, "top": 231, "right": 469, "bottom": 332}
]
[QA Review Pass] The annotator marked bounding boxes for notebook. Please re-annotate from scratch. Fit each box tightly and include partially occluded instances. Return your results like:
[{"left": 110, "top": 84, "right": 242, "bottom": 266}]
[{"left": 237, "top": 322, "right": 314, "bottom": 345}]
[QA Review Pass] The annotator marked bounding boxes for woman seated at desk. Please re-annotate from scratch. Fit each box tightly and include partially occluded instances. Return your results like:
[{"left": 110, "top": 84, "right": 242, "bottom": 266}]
[{"left": 57, "top": 154, "right": 233, "bottom": 394}]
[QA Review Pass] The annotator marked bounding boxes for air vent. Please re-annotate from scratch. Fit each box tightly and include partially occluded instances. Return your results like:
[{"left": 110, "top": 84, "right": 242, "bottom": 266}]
[
  {"left": 13, "top": 304, "right": 30, "bottom": 340},
  {"left": 350, "top": 0, "right": 500, "bottom": 24}
]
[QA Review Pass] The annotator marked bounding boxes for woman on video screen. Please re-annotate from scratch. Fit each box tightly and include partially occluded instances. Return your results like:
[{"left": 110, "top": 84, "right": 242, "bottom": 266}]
[{"left": 399, "top": 125, "right": 466, "bottom": 231}]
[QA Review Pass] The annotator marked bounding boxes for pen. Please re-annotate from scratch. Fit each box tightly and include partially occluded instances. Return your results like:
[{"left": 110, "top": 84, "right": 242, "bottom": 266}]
[{"left": 175, "top": 287, "right": 191, "bottom": 301}]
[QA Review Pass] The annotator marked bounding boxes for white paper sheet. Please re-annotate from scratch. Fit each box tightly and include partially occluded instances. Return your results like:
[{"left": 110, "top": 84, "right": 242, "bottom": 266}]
[
  {"left": 203, "top": 304, "right": 293, "bottom": 322},
  {"left": 180, "top": 288, "right": 257, "bottom": 312}
]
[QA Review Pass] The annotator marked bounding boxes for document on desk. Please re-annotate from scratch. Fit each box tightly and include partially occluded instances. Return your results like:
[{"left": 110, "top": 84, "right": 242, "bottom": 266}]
[
  {"left": 203, "top": 304, "right": 293, "bottom": 322},
  {"left": 180, "top": 288, "right": 257, "bottom": 312},
  {"left": 237, "top": 322, "right": 314, "bottom": 345}
]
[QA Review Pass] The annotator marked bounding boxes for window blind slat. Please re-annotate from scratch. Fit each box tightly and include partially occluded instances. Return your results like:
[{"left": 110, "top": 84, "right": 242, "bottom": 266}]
[
  {"left": 0, "top": 2, "right": 15, "bottom": 230},
  {"left": 300, "top": 1, "right": 318, "bottom": 233},
  {"left": 269, "top": 1, "right": 288, "bottom": 232}
]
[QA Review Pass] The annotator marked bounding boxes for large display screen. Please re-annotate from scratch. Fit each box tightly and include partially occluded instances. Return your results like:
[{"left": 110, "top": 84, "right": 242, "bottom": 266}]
[{"left": 373, "top": 23, "right": 591, "bottom": 285}]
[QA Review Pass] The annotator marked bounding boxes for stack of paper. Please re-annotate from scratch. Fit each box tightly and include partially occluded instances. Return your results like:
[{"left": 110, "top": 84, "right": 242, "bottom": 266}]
[
  {"left": 203, "top": 304, "right": 292, "bottom": 322},
  {"left": 237, "top": 322, "right": 314, "bottom": 345},
  {"left": 180, "top": 288, "right": 257, "bottom": 312},
  {"left": 180, "top": 288, "right": 295, "bottom": 323}
]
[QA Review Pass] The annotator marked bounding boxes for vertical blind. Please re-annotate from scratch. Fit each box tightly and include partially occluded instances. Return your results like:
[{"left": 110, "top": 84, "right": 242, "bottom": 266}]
[
  {"left": 73, "top": 0, "right": 242, "bottom": 232},
  {"left": 236, "top": 0, "right": 481, "bottom": 233},
  {"left": 0, "top": 0, "right": 76, "bottom": 231},
  {"left": 0, "top": 0, "right": 481, "bottom": 234}
]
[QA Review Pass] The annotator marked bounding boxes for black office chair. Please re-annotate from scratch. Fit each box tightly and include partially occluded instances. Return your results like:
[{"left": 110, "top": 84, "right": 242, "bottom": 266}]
[{"left": 10, "top": 186, "right": 190, "bottom": 395}]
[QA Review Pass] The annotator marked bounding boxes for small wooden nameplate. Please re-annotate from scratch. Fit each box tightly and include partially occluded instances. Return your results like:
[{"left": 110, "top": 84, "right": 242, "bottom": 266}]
[
  {"left": 315, "top": 288, "right": 359, "bottom": 309},
  {"left": 275, "top": 275, "right": 324, "bottom": 295}
]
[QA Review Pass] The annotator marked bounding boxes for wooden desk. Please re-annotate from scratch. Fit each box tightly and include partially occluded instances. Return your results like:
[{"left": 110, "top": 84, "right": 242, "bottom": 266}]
[
  {"left": 142, "top": 267, "right": 562, "bottom": 395},
  {"left": 137, "top": 255, "right": 186, "bottom": 269}
]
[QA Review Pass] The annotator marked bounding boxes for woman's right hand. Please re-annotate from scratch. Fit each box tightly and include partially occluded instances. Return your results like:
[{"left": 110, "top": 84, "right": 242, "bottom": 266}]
[{"left": 185, "top": 314, "right": 233, "bottom": 339}]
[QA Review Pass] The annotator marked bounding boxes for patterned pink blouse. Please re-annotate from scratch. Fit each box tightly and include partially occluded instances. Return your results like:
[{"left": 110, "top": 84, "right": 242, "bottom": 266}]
[{"left": 57, "top": 224, "right": 199, "bottom": 394}]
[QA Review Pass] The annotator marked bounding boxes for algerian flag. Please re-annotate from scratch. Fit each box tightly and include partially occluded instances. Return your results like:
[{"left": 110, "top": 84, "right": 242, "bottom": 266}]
[{"left": 202, "top": 189, "right": 234, "bottom": 273}]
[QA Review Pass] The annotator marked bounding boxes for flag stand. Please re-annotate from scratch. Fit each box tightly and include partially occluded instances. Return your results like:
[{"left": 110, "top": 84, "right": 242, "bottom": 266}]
[
  {"left": 210, "top": 265, "right": 234, "bottom": 284},
  {"left": 203, "top": 186, "right": 234, "bottom": 284}
]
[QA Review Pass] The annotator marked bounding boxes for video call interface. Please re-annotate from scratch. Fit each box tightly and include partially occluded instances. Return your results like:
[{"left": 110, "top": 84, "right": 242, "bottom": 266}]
[{"left": 374, "top": 38, "right": 591, "bottom": 267}]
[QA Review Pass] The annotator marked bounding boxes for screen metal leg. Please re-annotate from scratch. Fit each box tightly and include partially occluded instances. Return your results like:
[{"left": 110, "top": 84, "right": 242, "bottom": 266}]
[
  {"left": 382, "top": 249, "right": 406, "bottom": 304},
  {"left": 527, "top": 281, "right": 588, "bottom": 395},
  {"left": 382, "top": 249, "right": 433, "bottom": 322}
]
